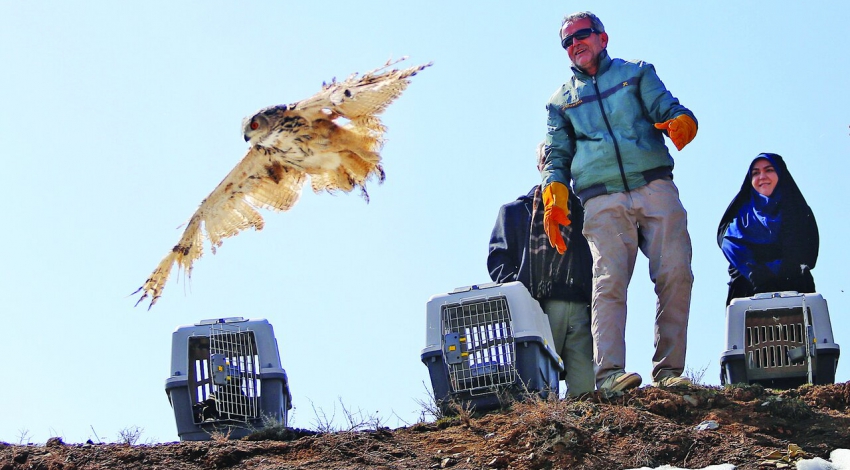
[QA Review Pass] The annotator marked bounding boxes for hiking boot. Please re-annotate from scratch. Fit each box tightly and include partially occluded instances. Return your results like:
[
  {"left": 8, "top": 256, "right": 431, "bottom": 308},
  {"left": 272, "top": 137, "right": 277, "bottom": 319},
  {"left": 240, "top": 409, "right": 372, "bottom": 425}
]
[
  {"left": 599, "top": 371, "right": 642, "bottom": 393},
  {"left": 652, "top": 376, "right": 692, "bottom": 388}
]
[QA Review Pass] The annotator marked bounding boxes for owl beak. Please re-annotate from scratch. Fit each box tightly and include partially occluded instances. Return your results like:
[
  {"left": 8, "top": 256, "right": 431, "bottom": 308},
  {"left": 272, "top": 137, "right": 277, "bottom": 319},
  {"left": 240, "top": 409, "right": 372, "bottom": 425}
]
[{"left": 243, "top": 134, "right": 250, "bottom": 142}]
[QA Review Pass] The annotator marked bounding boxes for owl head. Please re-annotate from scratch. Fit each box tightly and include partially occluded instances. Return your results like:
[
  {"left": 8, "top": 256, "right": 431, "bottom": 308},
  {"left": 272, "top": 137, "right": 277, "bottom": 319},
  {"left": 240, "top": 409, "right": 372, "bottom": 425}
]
[
  {"left": 242, "top": 113, "right": 270, "bottom": 144},
  {"left": 242, "top": 104, "right": 288, "bottom": 144}
]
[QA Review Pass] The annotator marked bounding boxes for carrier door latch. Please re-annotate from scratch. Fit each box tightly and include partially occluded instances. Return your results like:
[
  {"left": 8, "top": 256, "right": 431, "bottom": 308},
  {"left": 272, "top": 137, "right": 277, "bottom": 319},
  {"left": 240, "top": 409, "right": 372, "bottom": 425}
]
[
  {"left": 210, "top": 353, "right": 233, "bottom": 385},
  {"left": 444, "top": 333, "right": 467, "bottom": 365}
]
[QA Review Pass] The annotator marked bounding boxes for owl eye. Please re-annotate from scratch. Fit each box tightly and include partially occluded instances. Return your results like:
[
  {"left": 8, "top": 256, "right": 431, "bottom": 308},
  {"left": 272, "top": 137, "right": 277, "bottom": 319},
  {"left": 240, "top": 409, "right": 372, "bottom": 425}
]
[{"left": 250, "top": 121, "right": 260, "bottom": 130}]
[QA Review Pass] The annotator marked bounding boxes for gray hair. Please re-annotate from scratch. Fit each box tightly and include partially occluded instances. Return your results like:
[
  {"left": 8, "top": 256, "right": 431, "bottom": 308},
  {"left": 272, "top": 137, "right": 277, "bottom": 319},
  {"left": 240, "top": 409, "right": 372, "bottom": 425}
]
[
  {"left": 536, "top": 142, "right": 546, "bottom": 172},
  {"left": 560, "top": 11, "right": 605, "bottom": 38}
]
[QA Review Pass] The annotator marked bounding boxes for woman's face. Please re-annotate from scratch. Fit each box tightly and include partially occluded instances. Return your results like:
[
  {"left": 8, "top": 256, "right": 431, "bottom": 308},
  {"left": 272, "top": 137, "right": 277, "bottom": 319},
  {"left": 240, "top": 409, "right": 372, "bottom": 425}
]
[{"left": 750, "top": 158, "right": 779, "bottom": 197}]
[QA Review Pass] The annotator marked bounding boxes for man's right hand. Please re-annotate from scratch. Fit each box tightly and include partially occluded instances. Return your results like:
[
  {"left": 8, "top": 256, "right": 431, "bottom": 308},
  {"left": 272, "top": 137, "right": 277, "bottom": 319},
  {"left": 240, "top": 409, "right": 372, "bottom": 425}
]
[
  {"left": 543, "top": 182, "right": 571, "bottom": 254},
  {"left": 654, "top": 114, "right": 697, "bottom": 151}
]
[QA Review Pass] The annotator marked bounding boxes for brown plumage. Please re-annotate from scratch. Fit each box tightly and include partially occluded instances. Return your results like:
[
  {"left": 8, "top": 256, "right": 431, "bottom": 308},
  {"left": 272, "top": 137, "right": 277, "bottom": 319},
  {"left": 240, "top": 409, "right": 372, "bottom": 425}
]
[{"left": 134, "top": 57, "right": 431, "bottom": 309}]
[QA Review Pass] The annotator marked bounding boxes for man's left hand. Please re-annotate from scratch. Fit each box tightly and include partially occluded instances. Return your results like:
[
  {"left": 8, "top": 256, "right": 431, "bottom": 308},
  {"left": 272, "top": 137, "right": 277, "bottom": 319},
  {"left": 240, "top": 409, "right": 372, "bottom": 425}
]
[{"left": 654, "top": 114, "right": 697, "bottom": 151}]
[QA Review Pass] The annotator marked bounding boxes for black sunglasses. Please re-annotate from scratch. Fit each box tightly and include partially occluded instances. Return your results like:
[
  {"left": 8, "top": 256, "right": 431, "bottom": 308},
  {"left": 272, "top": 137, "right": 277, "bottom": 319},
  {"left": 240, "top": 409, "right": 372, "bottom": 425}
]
[{"left": 561, "top": 28, "right": 600, "bottom": 49}]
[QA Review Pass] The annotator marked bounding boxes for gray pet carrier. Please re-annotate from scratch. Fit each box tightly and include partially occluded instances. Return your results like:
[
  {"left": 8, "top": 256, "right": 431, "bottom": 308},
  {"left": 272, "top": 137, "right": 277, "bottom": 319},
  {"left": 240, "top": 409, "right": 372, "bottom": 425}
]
[
  {"left": 720, "top": 292, "right": 840, "bottom": 387},
  {"left": 165, "top": 317, "right": 292, "bottom": 441},
  {"left": 421, "top": 282, "right": 563, "bottom": 414}
]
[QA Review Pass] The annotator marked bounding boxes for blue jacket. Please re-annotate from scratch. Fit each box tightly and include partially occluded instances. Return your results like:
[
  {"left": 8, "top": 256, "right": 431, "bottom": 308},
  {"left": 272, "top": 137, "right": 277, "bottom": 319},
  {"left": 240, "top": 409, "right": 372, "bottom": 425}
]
[{"left": 542, "top": 50, "right": 696, "bottom": 202}]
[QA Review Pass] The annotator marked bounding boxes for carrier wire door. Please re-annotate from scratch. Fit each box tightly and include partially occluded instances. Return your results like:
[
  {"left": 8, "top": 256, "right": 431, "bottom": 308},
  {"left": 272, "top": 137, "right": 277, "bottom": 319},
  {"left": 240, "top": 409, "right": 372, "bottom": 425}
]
[
  {"left": 189, "top": 323, "right": 261, "bottom": 423},
  {"left": 442, "top": 295, "right": 518, "bottom": 395},
  {"left": 744, "top": 299, "right": 814, "bottom": 382}
]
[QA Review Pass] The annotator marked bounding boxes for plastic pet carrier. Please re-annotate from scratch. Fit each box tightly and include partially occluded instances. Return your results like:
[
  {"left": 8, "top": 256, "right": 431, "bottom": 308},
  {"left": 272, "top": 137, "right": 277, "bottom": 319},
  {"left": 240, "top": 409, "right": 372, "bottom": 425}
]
[
  {"left": 165, "top": 317, "right": 292, "bottom": 441},
  {"left": 720, "top": 292, "right": 840, "bottom": 388},
  {"left": 421, "top": 282, "right": 563, "bottom": 414}
]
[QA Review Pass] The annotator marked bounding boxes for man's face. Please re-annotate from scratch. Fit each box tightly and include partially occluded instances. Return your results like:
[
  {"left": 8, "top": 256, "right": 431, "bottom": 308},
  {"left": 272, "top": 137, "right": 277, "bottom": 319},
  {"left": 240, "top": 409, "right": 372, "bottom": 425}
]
[{"left": 561, "top": 18, "right": 608, "bottom": 75}]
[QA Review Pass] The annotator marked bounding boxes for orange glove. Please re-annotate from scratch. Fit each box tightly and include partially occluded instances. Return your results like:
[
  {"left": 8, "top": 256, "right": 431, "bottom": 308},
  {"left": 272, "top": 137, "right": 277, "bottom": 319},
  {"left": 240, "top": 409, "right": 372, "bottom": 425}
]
[
  {"left": 543, "top": 182, "right": 571, "bottom": 254},
  {"left": 654, "top": 114, "right": 697, "bottom": 151}
]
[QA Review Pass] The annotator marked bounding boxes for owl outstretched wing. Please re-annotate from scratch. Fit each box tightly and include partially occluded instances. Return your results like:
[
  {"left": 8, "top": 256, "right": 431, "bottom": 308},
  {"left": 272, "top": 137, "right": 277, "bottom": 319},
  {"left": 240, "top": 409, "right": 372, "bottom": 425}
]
[
  {"left": 134, "top": 57, "right": 431, "bottom": 309},
  {"left": 296, "top": 57, "right": 432, "bottom": 121},
  {"left": 133, "top": 149, "right": 306, "bottom": 309}
]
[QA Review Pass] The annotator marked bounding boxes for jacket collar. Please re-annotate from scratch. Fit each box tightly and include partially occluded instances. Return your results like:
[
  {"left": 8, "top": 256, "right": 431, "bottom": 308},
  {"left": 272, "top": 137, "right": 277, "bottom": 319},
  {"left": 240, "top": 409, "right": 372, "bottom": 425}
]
[
  {"left": 571, "top": 49, "right": 612, "bottom": 80},
  {"left": 518, "top": 186, "right": 537, "bottom": 202}
]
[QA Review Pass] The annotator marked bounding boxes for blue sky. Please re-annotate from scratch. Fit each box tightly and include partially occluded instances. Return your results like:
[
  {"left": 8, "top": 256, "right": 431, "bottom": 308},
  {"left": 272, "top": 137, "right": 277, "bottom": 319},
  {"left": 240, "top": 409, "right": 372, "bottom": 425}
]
[{"left": 1, "top": 1, "right": 848, "bottom": 444}]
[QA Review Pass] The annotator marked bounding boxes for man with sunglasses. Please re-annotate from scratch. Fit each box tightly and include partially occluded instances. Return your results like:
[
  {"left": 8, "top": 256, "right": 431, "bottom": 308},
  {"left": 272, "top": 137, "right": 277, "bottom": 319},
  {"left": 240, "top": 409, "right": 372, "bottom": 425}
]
[{"left": 540, "top": 11, "right": 698, "bottom": 394}]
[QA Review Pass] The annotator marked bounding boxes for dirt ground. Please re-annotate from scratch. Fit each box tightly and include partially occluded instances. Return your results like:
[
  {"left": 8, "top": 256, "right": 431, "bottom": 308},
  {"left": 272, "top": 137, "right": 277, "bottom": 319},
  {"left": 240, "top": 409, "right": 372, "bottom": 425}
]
[{"left": 2, "top": 382, "right": 849, "bottom": 470}]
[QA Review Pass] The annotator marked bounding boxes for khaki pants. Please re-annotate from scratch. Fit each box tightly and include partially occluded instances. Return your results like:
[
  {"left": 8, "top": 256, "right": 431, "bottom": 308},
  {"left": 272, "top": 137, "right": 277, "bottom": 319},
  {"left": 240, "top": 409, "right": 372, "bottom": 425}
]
[
  {"left": 581, "top": 179, "right": 693, "bottom": 387},
  {"left": 541, "top": 299, "right": 595, "bottom": 395}
]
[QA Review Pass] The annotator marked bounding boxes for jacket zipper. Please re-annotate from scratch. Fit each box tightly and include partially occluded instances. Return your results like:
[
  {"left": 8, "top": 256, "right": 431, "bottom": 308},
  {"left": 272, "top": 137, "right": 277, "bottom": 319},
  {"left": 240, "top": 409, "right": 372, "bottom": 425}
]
[{"left": 592, "top": 76, "right": 629, "bottom": 192}]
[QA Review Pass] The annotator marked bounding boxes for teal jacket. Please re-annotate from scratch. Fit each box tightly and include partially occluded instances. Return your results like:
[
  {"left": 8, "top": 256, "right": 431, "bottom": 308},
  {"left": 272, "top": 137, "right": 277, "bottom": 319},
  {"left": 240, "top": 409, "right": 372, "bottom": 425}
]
[{"left": 542, "top": 50, "right": 696, "bottom": 202}]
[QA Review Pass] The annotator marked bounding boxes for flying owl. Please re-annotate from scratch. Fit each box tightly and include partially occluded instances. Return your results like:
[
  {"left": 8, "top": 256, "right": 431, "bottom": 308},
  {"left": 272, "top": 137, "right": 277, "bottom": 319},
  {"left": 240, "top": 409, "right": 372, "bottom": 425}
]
[{"left": 134, "top": 57, "right": 432, "bottom": 309}]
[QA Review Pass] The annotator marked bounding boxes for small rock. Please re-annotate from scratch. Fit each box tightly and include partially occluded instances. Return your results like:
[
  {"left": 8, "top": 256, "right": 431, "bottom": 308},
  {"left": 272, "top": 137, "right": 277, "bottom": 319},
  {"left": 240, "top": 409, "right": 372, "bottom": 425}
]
[
  {"left": 695, "top": 420, "right": 719, "bottom": 431},
  {"left": 682, "top": 395, "right": 699, "bottom": 406},
  {"left": 46, "top": 437, "right": 64, "bottom": 447},
  {"left": 440, "top": 457, "right": 456, "bottom": 468},
  {"left": 484, "top": 432, "right": 495, "bottom": 440},
  {"left": 487, "top": 455, "right": 509, "bottom": 468}
]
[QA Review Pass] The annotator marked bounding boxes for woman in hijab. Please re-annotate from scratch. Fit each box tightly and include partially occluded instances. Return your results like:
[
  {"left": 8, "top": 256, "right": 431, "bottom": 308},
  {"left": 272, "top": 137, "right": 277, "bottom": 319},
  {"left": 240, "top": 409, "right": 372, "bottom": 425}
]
[{"left": 717, "top": 153, "right": 819, "bottom": 305}]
